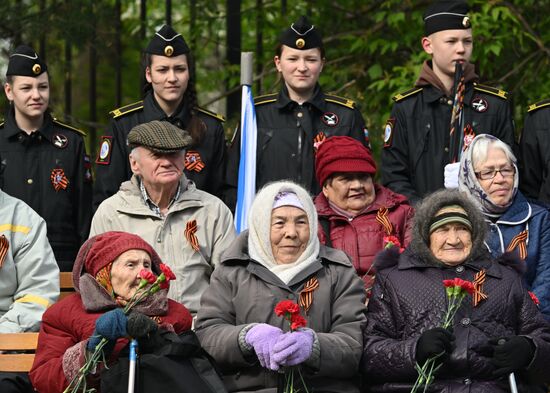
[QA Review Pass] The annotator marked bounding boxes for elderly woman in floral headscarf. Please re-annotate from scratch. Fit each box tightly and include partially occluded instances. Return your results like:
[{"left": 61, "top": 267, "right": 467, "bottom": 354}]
[
  {"left": 362, "top": 189, "right": 550, "bottom": 392},
  {"left": 196, "top": 181, "right": 367, "bottom": 393},
  {"left": 458, "top": 134, "right": 550, "bottom": 320},
  {"left": 29, "top": 231, "right": 192, "bottom": 393}
]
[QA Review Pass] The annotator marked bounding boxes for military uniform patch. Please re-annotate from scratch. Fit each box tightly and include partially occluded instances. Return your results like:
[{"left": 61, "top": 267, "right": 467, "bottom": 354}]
[
  {"left": 364, "top": 127, "right": 371, "bottom": 148},
  {"left": 185, "top": 151, "right": 205, "bottom": 173},
  {"left": 51, "top": 168, "right": 69, "bottom": 191},
  {"left": 96, "top": 136, "right": 112, "bottom": 165},
  {"left": 321, "top": 112, "right": 339, "bottom": 126},
  {"left": 384, "top": 118, "right": 395, "bottom": 148},
  {"left": 52, "top": 133, "right": 68, "bottom": 149},
  {"left": 472, "top": 97, "right": 488, "bottom": 113},
  {"left": 84, "top": 154, "right": 92, "bottom": 183}
]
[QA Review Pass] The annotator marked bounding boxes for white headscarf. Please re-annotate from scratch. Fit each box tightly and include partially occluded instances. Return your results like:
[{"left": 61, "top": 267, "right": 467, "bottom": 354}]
[
  {"left": 248, "top": 181, "right": 320, "bottom": 284},
  {"left": 458, "top": 134, "right": 518, "bottom": 217}
]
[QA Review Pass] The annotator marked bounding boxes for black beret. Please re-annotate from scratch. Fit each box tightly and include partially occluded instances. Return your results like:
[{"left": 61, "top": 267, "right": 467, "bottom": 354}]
[
  {"left": 6, "top": 45, "right": 48, "bottom": 77},
  {"left": 145, "top": 25, "right": 190, "bottom": 57},
  {"left": 424, "top": 1, "right": 471, "bottom": 36},
  {"left": 127, "top": 120, "right": 192, "bottom": 154},
  {"left": 278, "top": 16, "right": 323, "bottom": 50}
]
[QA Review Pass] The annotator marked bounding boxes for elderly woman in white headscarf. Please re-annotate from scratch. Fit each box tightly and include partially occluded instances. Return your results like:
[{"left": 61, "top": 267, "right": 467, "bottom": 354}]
[
  {"left": 195, "top": 181, "right": 367, "bottom": 393},
  {"left": 458, "top": 134, "right": 550, "bottom": 320}
]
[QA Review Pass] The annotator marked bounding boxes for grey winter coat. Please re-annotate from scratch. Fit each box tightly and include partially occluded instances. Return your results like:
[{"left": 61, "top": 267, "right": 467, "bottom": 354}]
[{"left": 195, "top": 232, "right": 367, "bottom": 393}]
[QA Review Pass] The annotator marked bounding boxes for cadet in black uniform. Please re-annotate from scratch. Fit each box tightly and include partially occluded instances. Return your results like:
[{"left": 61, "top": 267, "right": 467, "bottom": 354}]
[
  {"left": 380, "top": 1, "right": 515, "bottom": 204},
  {"left": 225, "top": 16, "right": 369, "bottom": 210},
  {"left": 1, "top": 45, "right": 92, "bottom": 272},
  {"left": 93, "top": 25, "right": 226, "bottom": 209},
  {"left": 519, "top": 99, "right": 550, "bottom": 204}
]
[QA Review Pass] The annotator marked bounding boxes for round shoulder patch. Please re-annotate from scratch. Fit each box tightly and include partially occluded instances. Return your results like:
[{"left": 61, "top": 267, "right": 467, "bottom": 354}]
[{"left": 384, "top": 118, "right": 395, "bottom": 148}]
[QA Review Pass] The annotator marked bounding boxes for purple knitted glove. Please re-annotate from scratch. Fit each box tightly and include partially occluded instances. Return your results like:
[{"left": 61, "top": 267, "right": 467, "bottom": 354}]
[
  {"left": 272, "top": 329, "right": 314, "bottom": 366},
  {"left": 245, "top": 324, "right": 284, "bottom": 370}
]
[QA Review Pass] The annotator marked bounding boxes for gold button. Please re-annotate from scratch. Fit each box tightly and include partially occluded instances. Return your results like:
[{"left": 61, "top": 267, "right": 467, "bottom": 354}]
[
  {"left": 444, "top": 147, "right": 449, "bottom": 153},
  {"left": 27, "top": 179, "right": 33, "bottom": 185},
  {"left": 447, "top": 100, "right": 453, "bottom": 106},
  {"left": 297, "top": 112, "right": 303, "bottom": 118}
]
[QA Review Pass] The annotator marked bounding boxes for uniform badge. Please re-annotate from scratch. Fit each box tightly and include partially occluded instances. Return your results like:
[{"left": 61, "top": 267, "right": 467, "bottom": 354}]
[
  {"left": 313, "top": 132, "right": 327, "bottom": 153},
  {"left": 84, "top": 154, "right": 93, "bottom": 183},
  {"left": 383, "top": 118, "right": 395, "bottom": 148},
  {"left": 52, "top": 133, "right": 68, "bottom": 149},
  {"left": 0, "top": 235, "right": 9, "bottom": 269},
  {"left": 462, "top": 124, "right": 476, "bottom": 151},
  {"left": 363, "top": 127, "right": 371, "bottom": 148},
  {"left": 96, "top": 136, "right": 112, "bottom": 165},
  {"left": 50, "top": 168, "right": 69, "bottom": 191},
  {"left": 321, "top": 112, "right": 339, "bottom": 126},
  {"left": 472, "top": 97, "right": 488, "bottom": 113},
  {"left": 184, "top": 151, "right": 205, "bottom": 173}
]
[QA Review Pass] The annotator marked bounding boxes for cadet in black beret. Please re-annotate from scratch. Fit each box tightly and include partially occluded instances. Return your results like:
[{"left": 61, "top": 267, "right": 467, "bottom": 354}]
[
  {"left": 93, "top": 24, "right": 227, "bottom": 210},
  {"left": 224, "top": 15, "right": 369, "bottom": 211},
  {"left": 2, "top": 44, "right": 92, "bottom": 273},
  {"left": 380, "top": 0, "right": 515, "bottom": 204}
]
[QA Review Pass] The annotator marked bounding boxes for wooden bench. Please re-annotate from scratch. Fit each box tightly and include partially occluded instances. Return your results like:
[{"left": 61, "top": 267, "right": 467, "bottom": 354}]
[
  {"left": 59, "top": 271, "right": 75, "bottom": 300},
  {"left": 0, "top": 332, "right": 39, "bottom": 372}
]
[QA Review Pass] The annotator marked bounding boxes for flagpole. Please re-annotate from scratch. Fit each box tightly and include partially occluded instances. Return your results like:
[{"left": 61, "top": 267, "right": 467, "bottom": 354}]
[{"left": 234, "top": 52, "right": 257, "bottom": 233}]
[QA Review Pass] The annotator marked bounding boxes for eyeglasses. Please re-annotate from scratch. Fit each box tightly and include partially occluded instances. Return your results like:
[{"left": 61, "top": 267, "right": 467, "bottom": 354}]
[{"left": 475, "top": 166, "right": 515, "bottom": 180}]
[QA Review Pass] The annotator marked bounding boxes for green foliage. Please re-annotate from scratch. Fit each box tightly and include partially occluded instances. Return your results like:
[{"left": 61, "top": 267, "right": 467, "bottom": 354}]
[{"left": 0, "top": 0, "right": 549, "bottom": 162}]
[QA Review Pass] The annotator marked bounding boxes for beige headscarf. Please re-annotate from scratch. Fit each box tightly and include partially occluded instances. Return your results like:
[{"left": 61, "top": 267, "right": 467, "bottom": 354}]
[{"left": 248, "top": 181, "right": 320, "bottom": 284}]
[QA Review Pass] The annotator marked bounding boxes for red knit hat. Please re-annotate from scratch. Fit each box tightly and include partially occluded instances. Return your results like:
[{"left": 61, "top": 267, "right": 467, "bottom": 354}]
[
  {"left": 315, "top": 136, "right": 376, "bottom": 186},
  {"left": 83, "top": 231, "right": 160, "bottom": 277}
]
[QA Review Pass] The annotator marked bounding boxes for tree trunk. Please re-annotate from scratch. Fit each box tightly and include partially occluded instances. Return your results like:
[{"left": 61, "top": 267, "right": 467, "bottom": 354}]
[
  {"left": 115, "top": 0, "right": 122, "bottom": 107},
  {"left": 256, "top": 0, "right": 263, "bottom": 93},
  {"left": 39, "top": 0, "right": 47, "bottom": 62},
  {"left": 166, "top": 0, "right": 172, "bottom": 26},
  {"left": 226, "top": 0, "right": 241, "bottom": 118},
  {"left": 89, "top": 2, "right": 97, "bottom": 147}
]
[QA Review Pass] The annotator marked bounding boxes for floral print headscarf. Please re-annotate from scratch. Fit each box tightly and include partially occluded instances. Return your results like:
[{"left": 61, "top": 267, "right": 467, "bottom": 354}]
[{"left": 458, "top": 134, "right": 518, "bottom": 216}]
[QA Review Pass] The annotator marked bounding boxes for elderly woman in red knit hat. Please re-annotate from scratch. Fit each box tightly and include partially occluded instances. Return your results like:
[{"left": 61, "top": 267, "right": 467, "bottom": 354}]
[
  {"left": 29, "top": 231, "right": 193, "bottom": 393},
  {"left": 314, "top": 136, "right": 414, "bottom": 295}
]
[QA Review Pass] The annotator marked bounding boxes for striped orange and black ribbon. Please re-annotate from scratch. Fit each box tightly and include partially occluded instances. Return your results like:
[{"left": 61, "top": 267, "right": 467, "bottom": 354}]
[
  {"left": 375, "top": 207, "right": 393, "bottom": 235},
  {"left": 50, "top": 168, "right": 69, "bottom": 191},
  {"left": 473, "top": 269, "right": 488, "bottom": 307},
  {"left": 185, "top": 220, "right": 200, "bottom": 252},
  {"left": 185, "top": 151, "right": 205, "bottom": 173},
  {"left": 299, "top": 277, "right": 319, "bottom": 315},
  {"left": 506, "top": 230, "right": 528, "bottom": 260},
  {"left": 0, "top": 235, "right": 9, "bottom": 269}
]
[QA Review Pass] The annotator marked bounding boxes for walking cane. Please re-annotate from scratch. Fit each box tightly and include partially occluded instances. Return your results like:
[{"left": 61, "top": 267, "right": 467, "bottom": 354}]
[
  {"left": 128, "top": 339, "right": 138, "bottom": 393},
  {"left": 508, "top": 372, "right": 518, "bottom": 393}
]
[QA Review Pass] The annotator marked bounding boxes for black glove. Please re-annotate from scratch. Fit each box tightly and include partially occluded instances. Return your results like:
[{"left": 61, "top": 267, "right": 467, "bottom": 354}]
[
  {"left": 415, "top": 327, "right": 455, "bottom": 365},
  {"left": 127, "top": 311, "right": 158, "bottom": 339},
  {"left": 490, "top": 336, "right": 535, "bottom": 377}
]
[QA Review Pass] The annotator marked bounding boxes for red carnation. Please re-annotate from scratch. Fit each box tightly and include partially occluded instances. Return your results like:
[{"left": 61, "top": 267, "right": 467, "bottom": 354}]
[
  {"left": 443, "top": 279, "right": 455, "bottom": 287},
  {"left": 528, "top": 291, "right": 540, "bottom": 306},
  {"left": 159, "top": 280, "right": 170, "bottom": 290},
  {"left": 274, "top": 300, "right": 300, "bottom": 316},
  {"left": 159, "top": 263, "right": 176, "bottom": 281},
  {"left": 290, "top": 314, "right": 307, "bottom": 331},
  {"left": 139, "top": 269, "right": 156, "bottom": 284}
]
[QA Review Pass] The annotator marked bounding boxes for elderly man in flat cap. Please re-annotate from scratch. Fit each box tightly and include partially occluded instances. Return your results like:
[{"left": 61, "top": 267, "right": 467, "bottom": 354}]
[
  {"left": 380, "top": 0, "right": 515, "bottom": 204},
  {"left": 91, "top": 120, "right": 235, "bottom": 314}
]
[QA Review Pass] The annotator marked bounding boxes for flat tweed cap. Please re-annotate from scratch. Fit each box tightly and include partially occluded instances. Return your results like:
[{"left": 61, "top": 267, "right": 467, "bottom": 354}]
[{"left": 127, "top": 120, "right": 192, "bottom": 153}]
